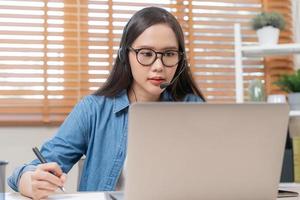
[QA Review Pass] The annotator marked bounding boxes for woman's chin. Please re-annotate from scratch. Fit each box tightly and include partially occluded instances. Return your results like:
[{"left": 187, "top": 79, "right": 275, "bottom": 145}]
[{"left": 147, "top": 87, "right": 164, "bottom": 98}]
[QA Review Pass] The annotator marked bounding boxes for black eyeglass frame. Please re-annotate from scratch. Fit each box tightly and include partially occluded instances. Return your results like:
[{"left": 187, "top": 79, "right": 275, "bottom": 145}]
[{"left": 128, "top": 46, "right": 184, "bottom": 68}]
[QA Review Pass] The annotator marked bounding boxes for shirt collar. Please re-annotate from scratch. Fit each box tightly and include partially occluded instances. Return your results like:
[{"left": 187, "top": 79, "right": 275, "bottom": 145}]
[{"left": 113, "top": 90, "right": 130, "bottom": 114}]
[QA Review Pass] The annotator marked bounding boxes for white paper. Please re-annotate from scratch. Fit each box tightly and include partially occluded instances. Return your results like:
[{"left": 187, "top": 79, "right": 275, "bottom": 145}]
[
  {"left": 48, "top": 193, "right": 107, "bottom": 200},
  {"left": 6, "top": 192, "right": 108, "bottom": 200}
]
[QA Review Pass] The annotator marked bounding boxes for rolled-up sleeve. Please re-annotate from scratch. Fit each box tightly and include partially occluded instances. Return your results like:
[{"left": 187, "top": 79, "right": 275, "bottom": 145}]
[{"left": 7, "top": 96, "right": 94, "bottom": 192}]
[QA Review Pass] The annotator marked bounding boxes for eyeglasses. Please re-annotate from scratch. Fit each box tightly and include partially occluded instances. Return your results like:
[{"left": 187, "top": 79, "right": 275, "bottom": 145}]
[{"left": 129, "top": 47, "right": 184, "bottom": 68}]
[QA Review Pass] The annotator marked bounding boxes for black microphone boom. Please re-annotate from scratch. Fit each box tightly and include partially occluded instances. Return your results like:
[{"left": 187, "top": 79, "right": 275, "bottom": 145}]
[{"left": 159, "top": 63, "right": 186, "bottom": 89}]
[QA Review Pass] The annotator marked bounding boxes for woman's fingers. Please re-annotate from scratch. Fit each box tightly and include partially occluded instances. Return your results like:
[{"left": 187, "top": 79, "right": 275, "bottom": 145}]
[
  {"left": 34, "top": 180, "right": 57, "bottom": 191},
  {"left": 38, "top": 162, "right": 63, "bottom": 177},
  {"left": 60, "top": 173, "right": 67, "bottom": 185},
  {"left": 32, "top": 168, "right": 63, "bottom": 187},
  {"left": 30, "top": 162, "right": 67, "bottom": 199}
]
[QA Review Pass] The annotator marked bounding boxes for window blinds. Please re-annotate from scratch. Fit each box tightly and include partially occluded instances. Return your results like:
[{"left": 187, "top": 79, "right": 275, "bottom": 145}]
[
  {"left": 0, "top": 0, "right": 292, "bottom": 124},
  {"left": 0, "top": 0, "right": 68, "bottom": 124}
]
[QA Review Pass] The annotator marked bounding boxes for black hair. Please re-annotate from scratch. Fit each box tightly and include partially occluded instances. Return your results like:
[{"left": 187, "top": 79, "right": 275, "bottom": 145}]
[{"left": 94, "top": 6, "right": 205, "bottom": 101}]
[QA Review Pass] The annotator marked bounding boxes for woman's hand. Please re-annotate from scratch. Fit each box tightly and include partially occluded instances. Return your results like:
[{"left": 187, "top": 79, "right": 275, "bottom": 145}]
[{"left": 19, "top": 162, "right": 67, "bottom": 200}]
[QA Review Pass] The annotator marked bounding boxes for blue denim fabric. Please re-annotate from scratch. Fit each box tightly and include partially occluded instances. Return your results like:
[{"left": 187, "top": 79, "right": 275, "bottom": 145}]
[{"left": 8, "top": 90, "right": 203, "bottom": 192}]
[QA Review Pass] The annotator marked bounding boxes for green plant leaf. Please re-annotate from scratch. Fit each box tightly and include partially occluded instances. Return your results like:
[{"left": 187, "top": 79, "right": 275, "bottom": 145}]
[
  {"left": 252, "top": 11, "right": 285, "bottom": 30},
  {"left": 274, "top": 69, "right": 300, "bottom": 93}
]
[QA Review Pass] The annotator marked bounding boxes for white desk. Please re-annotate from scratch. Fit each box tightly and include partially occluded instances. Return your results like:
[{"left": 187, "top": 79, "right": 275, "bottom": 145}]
[
  {"left": 290, "top": 110, "right": 300, "bottom": 117},
  {"left": 6, "top": 192, "right": 109, "bottom": 200},
  {"left": 4, "top": 183, "right": 300, "bottom": 200}
]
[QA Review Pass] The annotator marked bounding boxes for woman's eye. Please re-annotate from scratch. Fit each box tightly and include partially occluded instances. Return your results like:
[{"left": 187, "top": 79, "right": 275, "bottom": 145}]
[
  {"left": 140, "top": 50, "right": 154, "bottom": 57},
  {"left": 164, "top": 51, "right": 177, "bottom": 57}
]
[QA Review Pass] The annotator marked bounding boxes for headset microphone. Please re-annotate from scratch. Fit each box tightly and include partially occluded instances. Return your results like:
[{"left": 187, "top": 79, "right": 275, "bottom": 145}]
[
  {"left": 160, "top": 63, "right": 187, "bottom": 89},
  {"left": 159, "top": 82, "right": 170, "bottom": 89}
]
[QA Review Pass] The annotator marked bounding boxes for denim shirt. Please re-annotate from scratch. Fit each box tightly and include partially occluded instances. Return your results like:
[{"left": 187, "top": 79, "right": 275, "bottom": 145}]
[{"left": 8, "top": 90, "right": 203, "bottom": 192}]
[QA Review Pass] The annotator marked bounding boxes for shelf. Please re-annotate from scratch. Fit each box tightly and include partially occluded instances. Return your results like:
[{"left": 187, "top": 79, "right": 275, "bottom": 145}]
[
  {"left": 290, "top": 110, "right": 300, "bottom": 117},
  {"left": 241, "top": 43, "right": 300, "bottom": 57},
  {"left": 234, "top": 23, "right": 300, "bottom": 103}
]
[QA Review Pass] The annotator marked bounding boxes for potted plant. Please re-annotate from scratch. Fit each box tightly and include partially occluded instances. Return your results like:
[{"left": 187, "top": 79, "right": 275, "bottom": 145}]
[
  {"left": 251, "top": 11, "right": 285, "bottom": 45},
  {"left": 274, "top": 69, "right": 300, "bottom": 110}
]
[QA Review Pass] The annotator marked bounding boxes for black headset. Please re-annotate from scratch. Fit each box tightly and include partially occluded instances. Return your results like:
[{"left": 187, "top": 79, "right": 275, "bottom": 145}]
[
  {"left": 117, "top": 46, "right": 126, "bottom": 62},
  {"left": 117, "top": 17, "right": 133, "bottom": 64}
]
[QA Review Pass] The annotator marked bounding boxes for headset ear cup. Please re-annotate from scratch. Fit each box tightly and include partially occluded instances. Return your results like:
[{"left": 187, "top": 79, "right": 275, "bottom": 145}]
[
  {"left": 118, "top": 47, "right": 125, "bottom": 62},
  {"left": 118, "top": 47, "right": 130, "bottom": 73}
]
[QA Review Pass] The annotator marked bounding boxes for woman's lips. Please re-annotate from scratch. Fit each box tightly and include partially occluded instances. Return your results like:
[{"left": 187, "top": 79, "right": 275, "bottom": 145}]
[{"left": 148, "top": 78, "right": 165, "bottom": 86}]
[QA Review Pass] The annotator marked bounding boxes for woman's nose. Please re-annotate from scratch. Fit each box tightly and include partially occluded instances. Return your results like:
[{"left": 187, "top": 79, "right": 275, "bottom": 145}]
[{"left": 151, "top": 56, "right": 164, "bottom": 71}]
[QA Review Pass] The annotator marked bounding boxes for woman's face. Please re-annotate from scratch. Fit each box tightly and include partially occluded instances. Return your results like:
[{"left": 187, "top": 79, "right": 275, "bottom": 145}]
[{"left": 128, "top": 23, "right": 179, "bottom": 101}]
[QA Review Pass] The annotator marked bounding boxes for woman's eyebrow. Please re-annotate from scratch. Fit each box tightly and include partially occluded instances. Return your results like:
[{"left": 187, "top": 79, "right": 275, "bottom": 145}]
[
  {"left": 161, "top": 46, "right": 178, "bottom": 50},
  {"left": 134, "top": 45, "right": 178, "bottom": 50}
]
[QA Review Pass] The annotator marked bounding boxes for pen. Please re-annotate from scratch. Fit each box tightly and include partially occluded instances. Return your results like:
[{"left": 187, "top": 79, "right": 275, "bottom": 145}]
[
  {"left": 32, "top": 147, "right": 66, "bottom": 192},
  {"left": 109, "top": 193, "right": 118, "bottom": 200}
]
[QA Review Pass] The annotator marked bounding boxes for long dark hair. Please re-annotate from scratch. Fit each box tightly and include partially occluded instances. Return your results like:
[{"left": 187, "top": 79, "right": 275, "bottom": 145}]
[{"left": 94, "top": 7, "right": 205, "bottom": 101}]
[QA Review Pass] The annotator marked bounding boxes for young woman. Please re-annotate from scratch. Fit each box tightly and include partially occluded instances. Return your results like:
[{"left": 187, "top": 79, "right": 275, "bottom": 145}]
[{"left": 8, "top": 6, "right": 205, "bottom": 199}]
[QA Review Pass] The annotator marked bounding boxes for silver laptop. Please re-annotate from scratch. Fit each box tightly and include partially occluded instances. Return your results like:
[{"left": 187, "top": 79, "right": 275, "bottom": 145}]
[{"left": 124, "top": 103, "right": 290, "bottom": 200}]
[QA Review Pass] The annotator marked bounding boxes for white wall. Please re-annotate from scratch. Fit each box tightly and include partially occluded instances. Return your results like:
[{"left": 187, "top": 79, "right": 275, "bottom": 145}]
[{"left": 0, "top": 127, "right": 78, "bottom": 193}]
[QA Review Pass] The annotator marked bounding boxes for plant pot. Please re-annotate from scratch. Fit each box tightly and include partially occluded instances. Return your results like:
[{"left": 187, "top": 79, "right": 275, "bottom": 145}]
[
  {"left": 288, "top": 92, "right": 300, "bottom": 110},
  {"left": 256, "top": 26, "right": 280, "bottom": 45}
]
